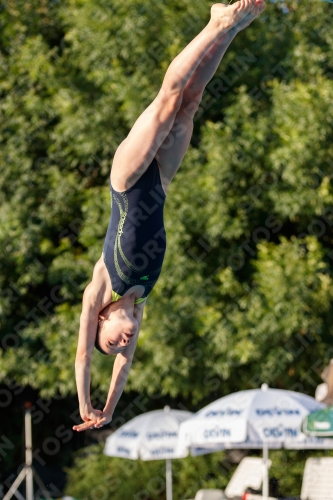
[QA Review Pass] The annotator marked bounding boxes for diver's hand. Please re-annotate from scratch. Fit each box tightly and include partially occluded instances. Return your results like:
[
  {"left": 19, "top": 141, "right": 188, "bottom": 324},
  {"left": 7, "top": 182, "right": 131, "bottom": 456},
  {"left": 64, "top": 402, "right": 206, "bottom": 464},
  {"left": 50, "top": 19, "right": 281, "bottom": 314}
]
[
  {"left": 73, "top": 406, "right": 103, "bottom": 432},
  {"left": 94, "top": 410, "right": 112, "bottom": 429}
]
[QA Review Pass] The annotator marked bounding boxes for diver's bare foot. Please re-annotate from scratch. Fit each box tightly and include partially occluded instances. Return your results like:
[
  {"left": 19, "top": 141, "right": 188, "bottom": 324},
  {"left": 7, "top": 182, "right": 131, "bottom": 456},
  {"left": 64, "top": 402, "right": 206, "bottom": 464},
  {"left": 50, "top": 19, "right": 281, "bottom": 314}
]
[
  {"left": 210, "top": 0, "right": 263, "bottom": 33},
  {"left": 232, "top": 0, "right": 266, "bottom": 33}
]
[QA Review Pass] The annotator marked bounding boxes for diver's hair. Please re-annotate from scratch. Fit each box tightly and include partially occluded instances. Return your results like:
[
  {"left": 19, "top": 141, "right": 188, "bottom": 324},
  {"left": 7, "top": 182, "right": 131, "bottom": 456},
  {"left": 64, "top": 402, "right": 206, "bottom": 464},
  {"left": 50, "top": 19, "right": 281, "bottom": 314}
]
[{"left": 94, "top": 322, "right": 109, "bottom": 355}]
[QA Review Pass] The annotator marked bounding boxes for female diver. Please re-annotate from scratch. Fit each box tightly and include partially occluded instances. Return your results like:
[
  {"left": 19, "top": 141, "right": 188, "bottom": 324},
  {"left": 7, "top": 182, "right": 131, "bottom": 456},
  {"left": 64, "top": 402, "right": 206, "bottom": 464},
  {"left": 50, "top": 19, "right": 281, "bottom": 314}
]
[{"left": 73, "top": 0, "right": 265, "bottom": 432}]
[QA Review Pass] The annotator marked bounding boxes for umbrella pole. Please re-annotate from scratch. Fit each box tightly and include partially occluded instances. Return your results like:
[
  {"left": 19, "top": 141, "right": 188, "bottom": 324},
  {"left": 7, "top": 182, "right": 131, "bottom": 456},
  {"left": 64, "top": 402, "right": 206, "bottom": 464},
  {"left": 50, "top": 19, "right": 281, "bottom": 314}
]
[
  {"left": 166, "top": 458, "right": 172, "bottom": 500},
  {"left": 262, "top": 442, "right": 269, "bottom": 500}
]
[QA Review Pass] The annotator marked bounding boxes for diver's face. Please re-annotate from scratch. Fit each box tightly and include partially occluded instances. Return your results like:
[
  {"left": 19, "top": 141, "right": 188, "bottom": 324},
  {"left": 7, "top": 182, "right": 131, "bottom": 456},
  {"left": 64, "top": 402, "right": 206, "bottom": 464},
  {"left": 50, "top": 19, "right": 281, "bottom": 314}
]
[{"left": 98, "top": 314, "right": 138, "bottom": 354}]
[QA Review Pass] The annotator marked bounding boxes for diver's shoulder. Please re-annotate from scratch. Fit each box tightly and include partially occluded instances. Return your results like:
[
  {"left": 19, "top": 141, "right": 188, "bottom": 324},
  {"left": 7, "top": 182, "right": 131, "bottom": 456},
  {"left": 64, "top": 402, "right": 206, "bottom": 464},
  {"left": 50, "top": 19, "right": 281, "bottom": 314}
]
[
  {"left": 83, "top": 255, "right": 113, "bottom": 310},
  {"left": 92, "top": 255, "right": 111, "bottom": 285}
]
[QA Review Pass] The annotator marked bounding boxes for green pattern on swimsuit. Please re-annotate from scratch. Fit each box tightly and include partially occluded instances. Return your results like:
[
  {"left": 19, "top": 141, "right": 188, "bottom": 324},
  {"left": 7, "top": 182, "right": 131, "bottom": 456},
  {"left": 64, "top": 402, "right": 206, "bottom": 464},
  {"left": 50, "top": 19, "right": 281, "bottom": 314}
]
[{"left": 111, "top": 289, "right": 146, "bottom": 304}]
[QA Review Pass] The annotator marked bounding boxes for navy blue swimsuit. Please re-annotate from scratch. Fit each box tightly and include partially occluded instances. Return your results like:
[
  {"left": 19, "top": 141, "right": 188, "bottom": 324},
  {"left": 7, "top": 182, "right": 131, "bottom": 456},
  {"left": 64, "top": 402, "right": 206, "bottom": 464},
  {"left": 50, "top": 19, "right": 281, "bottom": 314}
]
[{"left": 103, "top": 158, "right": 166, "bottom": 300}]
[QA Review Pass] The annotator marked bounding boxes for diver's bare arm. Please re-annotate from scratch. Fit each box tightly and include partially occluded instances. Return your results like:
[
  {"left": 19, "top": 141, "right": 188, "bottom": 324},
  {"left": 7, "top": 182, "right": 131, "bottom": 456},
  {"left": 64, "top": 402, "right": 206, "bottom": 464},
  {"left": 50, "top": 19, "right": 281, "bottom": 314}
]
[
  {"left": 74, "top": 281, "right": 105, "bottom": 426},
  {"left": 103, "top": 338, "right": 139, "bottom": 420},
  {"left": 74, "top": 347, "right": 138, "bottom": 432}
]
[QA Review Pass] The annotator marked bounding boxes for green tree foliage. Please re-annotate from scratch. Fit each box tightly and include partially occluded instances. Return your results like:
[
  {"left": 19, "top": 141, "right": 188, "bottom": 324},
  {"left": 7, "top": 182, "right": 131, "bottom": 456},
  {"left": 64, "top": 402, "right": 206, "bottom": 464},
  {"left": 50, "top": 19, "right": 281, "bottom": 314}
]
[
  {"left": 65, "top": 445, "right": 234, "bottom": 500},
  {"left": 65, "top": 446, "right": 333, "bottom": 498},
  {"left": 1, "top": 0, "right": 333, "bottom": 492}
]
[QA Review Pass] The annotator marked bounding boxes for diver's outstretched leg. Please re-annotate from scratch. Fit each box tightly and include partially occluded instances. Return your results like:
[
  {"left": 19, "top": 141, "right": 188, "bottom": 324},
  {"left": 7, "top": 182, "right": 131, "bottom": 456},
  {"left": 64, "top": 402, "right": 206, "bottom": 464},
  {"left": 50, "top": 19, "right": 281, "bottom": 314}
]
[
  {"left": 156, "top": 0, "right": 265, "bottom": 191},
  {"left": 111, "top": 0, "right": 259, "bottom": 193}
]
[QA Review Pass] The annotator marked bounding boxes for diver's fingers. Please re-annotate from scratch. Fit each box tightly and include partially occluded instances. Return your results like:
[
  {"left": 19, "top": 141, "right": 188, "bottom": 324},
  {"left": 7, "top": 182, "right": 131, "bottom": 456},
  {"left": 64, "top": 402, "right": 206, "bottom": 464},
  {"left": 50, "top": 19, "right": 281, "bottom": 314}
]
[
  {"left": 73, "top": 420, "right": 97, "bottom": 432},
  {"left": 94, "top": 417, "right": 110, "bottom": 429}
]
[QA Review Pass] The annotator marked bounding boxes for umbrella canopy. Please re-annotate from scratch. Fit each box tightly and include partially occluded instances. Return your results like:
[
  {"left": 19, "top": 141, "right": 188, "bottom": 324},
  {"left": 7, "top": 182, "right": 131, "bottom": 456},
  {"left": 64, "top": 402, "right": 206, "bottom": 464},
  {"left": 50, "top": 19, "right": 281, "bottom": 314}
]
[
  {"left": 104, "top": 407, "right": 192, "bottom": 500},
  {"left": 302, "top": 406, "right": 333, "bottom": 437},
  {"left": 178, "top": 385, "right": 325, "bottom": 450},
  {"left": 178, "top": 385, "right": 332, "bottom": 500},
  {"left": 105, "top": 407, "right": 192, "bottom": 461}
]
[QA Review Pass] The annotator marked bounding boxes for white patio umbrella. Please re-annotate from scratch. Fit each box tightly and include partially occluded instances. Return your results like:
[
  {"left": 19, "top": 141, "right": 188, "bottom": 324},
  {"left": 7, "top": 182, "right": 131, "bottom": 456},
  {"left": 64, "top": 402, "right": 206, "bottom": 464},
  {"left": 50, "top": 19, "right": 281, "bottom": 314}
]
[
  {"left": 178, "top": 384, "right": 333, "bottom": 499},
  {"left": 104, "top": 406, "right": 192, "bottom": 500}
]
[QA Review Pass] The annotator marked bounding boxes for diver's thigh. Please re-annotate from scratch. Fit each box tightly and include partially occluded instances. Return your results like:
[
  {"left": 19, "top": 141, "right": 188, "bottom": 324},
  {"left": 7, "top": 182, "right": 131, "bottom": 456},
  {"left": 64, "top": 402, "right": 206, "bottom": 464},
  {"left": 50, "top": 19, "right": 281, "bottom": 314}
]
[
  {"left": 111, "top": 91, "right": 182, "bottom": 192},
  {"left": 155, "top": 109, "right": 194, "bottom": 193}
]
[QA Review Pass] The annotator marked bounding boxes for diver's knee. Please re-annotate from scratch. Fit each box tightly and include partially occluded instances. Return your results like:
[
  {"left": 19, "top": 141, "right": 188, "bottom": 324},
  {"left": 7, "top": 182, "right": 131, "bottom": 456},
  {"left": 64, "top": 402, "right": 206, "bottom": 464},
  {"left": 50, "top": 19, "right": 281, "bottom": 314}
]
[{"left": 180, "top": 89, "right": 203, "bottom": 119}]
